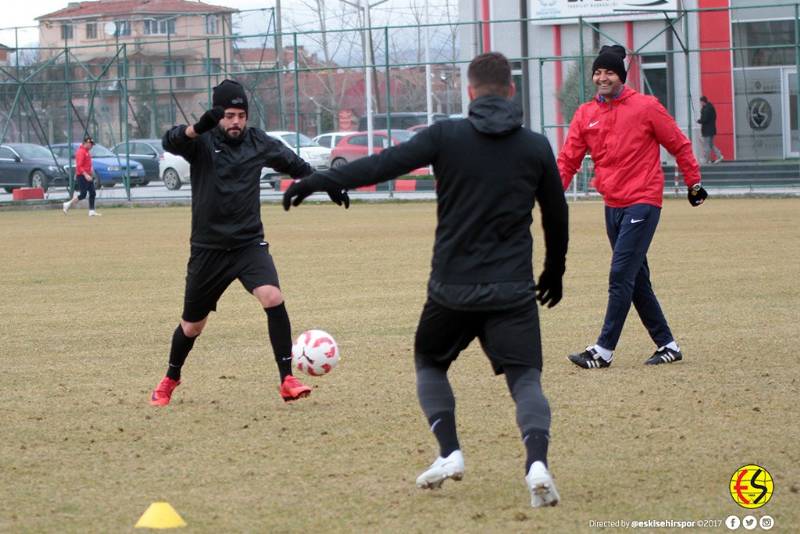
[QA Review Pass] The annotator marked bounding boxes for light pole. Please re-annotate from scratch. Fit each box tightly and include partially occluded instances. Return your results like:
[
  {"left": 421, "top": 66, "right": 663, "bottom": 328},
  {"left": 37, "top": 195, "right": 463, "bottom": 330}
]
[{"left": 341, "top": 0, "right": 387, "bottom": 156}]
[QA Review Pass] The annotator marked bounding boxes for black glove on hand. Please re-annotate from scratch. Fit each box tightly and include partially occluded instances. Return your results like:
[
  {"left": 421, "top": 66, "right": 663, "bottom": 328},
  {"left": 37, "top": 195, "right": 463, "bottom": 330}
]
[
  {"left": 688, "top": 184, "right": 708, "bottom": 207},
  {"left": 536, "top": 268, "right": 563, "bottom": 308},
  {"left": 283, "top": 175, "right": 350, "bottom": 211},
  {"left": 192, "top": 106, "right": 225, "bottom": 136},
  {"left": 327, "top": 188, "right": 350, "bottom": 209}
]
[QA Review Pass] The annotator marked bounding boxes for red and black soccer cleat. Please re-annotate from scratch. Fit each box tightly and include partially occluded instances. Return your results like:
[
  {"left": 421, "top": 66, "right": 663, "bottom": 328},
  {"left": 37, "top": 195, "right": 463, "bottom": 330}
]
[
  {"left": 150, "top": 377, "right": 180, "bottom": 406},
  {"left": 279, "top": 375, "right": 311, "bottom": 402}
]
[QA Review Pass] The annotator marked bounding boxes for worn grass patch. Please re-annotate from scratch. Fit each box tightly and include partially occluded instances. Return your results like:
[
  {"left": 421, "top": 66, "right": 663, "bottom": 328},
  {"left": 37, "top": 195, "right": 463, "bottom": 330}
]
[{"left": 1, "top": 198, "right": 798, "bottom": 533}]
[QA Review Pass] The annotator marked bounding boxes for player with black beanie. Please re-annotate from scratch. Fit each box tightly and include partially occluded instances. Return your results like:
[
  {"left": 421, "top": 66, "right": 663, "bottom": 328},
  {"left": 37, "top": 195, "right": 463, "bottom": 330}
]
[
  {"left": 149, "top": 79, "right": 349, "bottom": 406},
  {"left": 283, "top": 52, "right": 568, "bottom": 508},
  {"left": 559, "top": 45, "right": 707, "bottom": 369}
]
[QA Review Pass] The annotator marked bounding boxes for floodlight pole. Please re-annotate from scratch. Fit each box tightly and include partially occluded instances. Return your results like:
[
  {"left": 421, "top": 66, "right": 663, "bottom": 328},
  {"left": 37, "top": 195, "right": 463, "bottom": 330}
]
[
  {"left": 276, "top": 0, "right": 286, "bottom": 129},
  {"left": 519, "top": 0, "right": 531, "bottom": 128},
  {"left": 425, "top": 1, "right": 433, "bottom": 126},
  {"left": 342, "top": 0, "right": 387, "bottom": 156}
]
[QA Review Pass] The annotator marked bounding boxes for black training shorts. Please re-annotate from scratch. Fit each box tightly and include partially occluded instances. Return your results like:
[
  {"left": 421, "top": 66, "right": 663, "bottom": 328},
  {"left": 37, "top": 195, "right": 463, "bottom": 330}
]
[
  {"left": 182, "top": 242, "right": 279, "bottom": 322},
  {"left": 414, "top": 297, "right": 543, "bottom": 374}
]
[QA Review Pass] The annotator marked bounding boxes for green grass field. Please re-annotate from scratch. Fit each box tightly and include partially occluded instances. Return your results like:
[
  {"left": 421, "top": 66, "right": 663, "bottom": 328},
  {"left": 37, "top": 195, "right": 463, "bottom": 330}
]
[{"left": 1, "top": 198, "right": 798, "bottom": 533}]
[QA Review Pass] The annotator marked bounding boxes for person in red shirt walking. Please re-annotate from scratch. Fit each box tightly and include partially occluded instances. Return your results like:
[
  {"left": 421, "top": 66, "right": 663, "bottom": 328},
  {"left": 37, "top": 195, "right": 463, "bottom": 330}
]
[
  {"left": 63, "top": 135, "right": 100, "bottom": 216},
  {"left": 558, "top": 45, "right": 707, "bottom": 369}
]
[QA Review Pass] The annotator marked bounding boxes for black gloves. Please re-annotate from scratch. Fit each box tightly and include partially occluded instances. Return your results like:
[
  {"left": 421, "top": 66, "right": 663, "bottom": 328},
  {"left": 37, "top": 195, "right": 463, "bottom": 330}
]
[
  {"left": 688, "top": 183, "right": 708, "bottom": 207},
  {"left": 192, "top": 106, "right": 225, "bottom": 136},
  {"left": 536, "top": 268, "right": 563, "bottom": 308},
  {"left": 283, "top": 174, "right": 350, "bottom": 210}
]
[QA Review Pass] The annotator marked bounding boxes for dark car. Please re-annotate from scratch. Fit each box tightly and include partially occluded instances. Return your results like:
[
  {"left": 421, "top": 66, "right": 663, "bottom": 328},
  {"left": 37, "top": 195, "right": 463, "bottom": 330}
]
[
  {"left": 111, "top": 139, "right": 163, "bottom": 185},
  {"left": 51, "top": 143, "right": 147, "bottom": 187},
  {"left": 0, "top": 143, "right": 70, "bottom": 193}
]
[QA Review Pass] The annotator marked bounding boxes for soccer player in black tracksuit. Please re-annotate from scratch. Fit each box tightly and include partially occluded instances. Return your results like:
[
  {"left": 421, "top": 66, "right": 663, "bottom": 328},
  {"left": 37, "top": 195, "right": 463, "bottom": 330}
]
[
  {"left": 149, "top": 80, "right": 349, "bottom": 406},
  {"left": 283, "top": 53, "right": 569, "bottom": 508}
]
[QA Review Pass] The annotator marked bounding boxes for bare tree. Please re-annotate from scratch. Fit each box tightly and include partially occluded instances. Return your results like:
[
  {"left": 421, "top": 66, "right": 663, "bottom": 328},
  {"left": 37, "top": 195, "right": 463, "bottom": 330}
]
[{"left": 287, "top": 0, "right": 366, "bottom": 129}]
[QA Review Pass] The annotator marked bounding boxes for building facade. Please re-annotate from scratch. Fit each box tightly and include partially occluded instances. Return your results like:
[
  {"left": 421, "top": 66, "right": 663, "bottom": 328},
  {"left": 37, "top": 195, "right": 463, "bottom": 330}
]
[
  {"left": 459, "top": 0, "right": 800, "bottom": 161},
  {"left": 35, "top": 0, "right": 236, "bottom": 140}
]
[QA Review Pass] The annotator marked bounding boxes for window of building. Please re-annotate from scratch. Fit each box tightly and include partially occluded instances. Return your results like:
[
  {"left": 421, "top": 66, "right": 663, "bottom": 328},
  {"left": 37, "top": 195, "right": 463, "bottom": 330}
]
[
  {"left": 206, "top": 58, "right": 222, "bottom": 74},
  {"left": 640, "top": 54, "right": 670, "bottom": 112},
  {"left": 205, "top": 15, "right": 219, "bottom": 34},
  {"left": 732, "top": 20, "right": 794, "bottom": 67},
  {"left": 115, "top": 20, "right": 131, "bottom": 36},
  {"left": 61, "top": 24, "right": 73, "bottom": 40},
  {"left": 165, "top": 58, "right": 187, "bottom": 89},
  {"left": 164, "top": 58, "right": 186, "bottom": 76},
  {"left": 144, "top": 18, "right": 175, "bottom": 35},
  {"left": 86, "top": 23, "right": 97, "bottom": 39}
]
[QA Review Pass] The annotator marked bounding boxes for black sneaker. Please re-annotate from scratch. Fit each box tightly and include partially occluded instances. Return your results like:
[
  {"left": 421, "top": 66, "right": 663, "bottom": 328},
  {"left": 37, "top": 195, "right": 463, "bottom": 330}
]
[
  {"left": 568, "top": 346, "right": 612, "bottom": 369},
  {"left": 644, "top": 346, "right": 683, "bottom": 365}
]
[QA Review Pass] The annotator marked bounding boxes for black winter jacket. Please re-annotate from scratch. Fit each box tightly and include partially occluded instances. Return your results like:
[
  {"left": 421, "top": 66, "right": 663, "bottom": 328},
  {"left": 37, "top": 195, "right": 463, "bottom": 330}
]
[
  {"left": 163, "top": 126, "right": 313, "bottom": 249},
  {"left": 311, "top": 95, "right": 568, "bottom": 309},
  {"left": 698, "top": 102, "right": 717, "bottom": 137}
]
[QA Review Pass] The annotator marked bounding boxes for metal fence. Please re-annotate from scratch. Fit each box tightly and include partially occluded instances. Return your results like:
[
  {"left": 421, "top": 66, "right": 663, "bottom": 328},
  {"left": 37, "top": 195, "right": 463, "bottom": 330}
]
[{"left": 1, "top": 3, "right": 800, "bottom": 202}]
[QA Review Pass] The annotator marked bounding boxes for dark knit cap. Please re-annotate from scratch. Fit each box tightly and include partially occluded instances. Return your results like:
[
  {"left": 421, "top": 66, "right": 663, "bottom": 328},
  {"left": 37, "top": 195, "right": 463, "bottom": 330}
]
[
  {"left": 591, "top": 45, "right": 627, "bottom": 83},
  {"left": 213, "top": 79, "right": 248, "bottom": 114}
]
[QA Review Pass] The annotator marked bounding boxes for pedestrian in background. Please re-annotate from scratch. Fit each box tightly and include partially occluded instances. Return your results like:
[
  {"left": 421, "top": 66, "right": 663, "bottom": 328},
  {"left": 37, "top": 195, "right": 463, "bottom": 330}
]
[
  {"left": 63, "top": 136, "right": 100, "bottom": 216},
  {"left": 698, "top": 96, "right": 723, "bottom": 164}
]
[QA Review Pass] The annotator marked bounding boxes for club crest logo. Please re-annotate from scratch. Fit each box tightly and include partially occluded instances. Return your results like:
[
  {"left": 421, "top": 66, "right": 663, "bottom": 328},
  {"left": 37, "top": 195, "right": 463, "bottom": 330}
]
[{"left": 729, "top": 464, "right": 773, "bottom": 508}]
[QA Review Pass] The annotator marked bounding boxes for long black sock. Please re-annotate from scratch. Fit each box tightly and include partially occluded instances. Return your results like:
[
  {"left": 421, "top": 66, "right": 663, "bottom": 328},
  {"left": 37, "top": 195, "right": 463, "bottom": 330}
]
[
  {"left": 522, "top": 430, "right": 550, "bottom": 473},
  {"left": 166, "top": 325, "right": 197, "bottom": 381},
  {"left": 265, "top": 303, "right": 293, "bottom": 381},
  {"left": 427, "top": 410, "right": 460, "bottom": 458}
]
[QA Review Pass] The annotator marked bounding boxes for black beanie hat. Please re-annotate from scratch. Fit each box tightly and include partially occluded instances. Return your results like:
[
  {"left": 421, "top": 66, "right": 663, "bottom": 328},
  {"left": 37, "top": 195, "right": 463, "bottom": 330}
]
[
  {"left": 213, "top": 79, "right": 248, "bottom": 114},
  {"left": 592, "top": 45, "right": 627, "bottom": 83}
]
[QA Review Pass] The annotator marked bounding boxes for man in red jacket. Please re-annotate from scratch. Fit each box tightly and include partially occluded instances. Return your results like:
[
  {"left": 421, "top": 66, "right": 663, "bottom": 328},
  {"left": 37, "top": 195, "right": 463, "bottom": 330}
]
[
  {"left": 63, "top": 135, "right": 100, "bottom": 216},
  {"left": 558, "top": 45, "right": 707, "bottom": 369}
]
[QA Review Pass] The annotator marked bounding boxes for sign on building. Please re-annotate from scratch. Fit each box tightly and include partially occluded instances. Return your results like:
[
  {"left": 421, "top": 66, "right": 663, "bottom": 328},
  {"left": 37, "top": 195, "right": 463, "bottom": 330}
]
[{"left": 531, "top": 0, "right": 680, "bottom": 25}]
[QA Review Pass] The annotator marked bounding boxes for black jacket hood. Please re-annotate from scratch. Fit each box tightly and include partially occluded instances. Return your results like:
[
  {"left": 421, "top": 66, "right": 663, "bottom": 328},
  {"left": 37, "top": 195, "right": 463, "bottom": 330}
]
[{"left": 467, "top": 95, "right": 523, "bottom": 136}]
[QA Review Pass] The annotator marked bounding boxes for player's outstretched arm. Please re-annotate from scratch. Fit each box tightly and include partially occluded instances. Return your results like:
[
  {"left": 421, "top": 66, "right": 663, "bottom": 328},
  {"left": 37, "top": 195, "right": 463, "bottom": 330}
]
[
  {"left": 649, "top": 101, "right": 705, "bottom": 205},
  {"left": 283, "top": 174, "right": 350, "bottom": 210},
  {"left": 535, "top": 141, "right": 569, "bottom": 308},
  {"left": 261, "top": 132, "right": 315, "bottom": 179},
  {"left": 319, "top": 125, "right": 440, "bottom": 191}
]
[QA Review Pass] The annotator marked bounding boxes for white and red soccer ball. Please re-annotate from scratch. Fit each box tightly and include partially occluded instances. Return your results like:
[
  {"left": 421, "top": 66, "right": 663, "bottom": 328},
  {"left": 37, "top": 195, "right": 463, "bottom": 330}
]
[{"left": 291, "top": 329, "right": 339, "bottom": 376}]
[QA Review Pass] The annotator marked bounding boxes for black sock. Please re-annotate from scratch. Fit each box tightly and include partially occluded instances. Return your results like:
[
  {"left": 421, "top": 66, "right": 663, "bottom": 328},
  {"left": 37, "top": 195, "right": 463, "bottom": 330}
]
[
  {"left": 428, "top": 411, "right": 460, "bottom": 458},
  {"left": 523, "top": 430, "right": 550, "bottom": 473},
  {"left": 166, "top": 325, "right": 197, "bottom": 381},
  {"left": 265, "top": 303, "right": 293, "bottom": 381}
]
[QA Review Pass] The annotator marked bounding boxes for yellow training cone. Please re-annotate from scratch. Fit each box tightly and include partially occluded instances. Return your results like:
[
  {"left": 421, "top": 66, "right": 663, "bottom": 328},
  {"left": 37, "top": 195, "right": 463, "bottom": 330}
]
[{"left": 135, "top": 502, "right": 187, "bottom": 529}]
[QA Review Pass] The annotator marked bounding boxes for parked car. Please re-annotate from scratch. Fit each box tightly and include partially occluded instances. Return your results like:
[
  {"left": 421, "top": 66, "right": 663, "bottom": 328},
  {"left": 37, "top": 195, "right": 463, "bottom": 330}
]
[
  {"left": 0, "top": 143, "right": 70, "bottom": 193},
  {"left": 357, "top": 112, "right": 447, "bottom": 131},
  {"left": 330, "top": 129, "right": 419, "bottom": 170},
  {"left": 260, "top": 131, "right": 331, "bottom": 187},
  {"left": 111, "top": 139, "right": 190, "bottom": 190},
  {"left": 312, "top": 131, "right": 353, "bottom": 149},
  {"left": 51, "top": 143, "right": 146, "bottom": 188}
]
